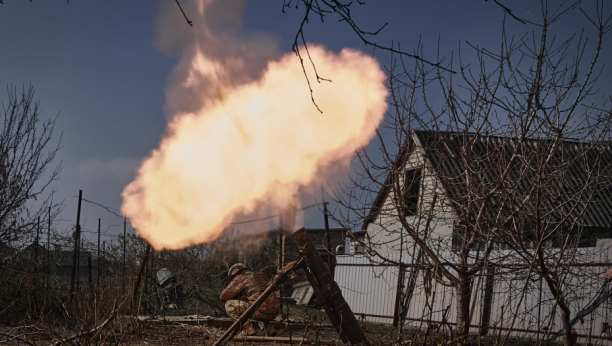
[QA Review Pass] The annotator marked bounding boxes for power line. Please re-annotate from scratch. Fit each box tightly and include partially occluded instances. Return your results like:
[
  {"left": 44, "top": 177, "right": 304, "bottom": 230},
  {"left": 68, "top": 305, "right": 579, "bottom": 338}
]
[
  {"left": 76, "top": 195, "right": 326, "bottom": 227},
  {"left": 79, "top": 197, "right": 124, "bottom": 219},
  {"left": 229, "top": 202, "right": 325, "bottom": 225}
]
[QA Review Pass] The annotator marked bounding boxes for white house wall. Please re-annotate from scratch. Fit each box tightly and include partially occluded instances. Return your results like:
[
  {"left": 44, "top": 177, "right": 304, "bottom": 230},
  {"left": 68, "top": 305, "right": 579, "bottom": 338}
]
[{"left": 365, "top": 133, "right": 456, "bottom": 256}]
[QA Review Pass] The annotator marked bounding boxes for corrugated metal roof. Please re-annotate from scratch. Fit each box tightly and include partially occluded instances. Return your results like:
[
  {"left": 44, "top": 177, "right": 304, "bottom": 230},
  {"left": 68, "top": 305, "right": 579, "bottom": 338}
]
[
  {"left": 414, "top": 130, "right": 612, "bottom": 230},
  {"left": 363, "top": 130, "right": 612, "bottom": 232}
]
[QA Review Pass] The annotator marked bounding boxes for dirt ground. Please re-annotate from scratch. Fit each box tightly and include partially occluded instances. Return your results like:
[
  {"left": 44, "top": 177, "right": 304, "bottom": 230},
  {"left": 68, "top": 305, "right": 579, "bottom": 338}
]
[{"left": 0, "top": 304, "right": 570, "bottom": 346}]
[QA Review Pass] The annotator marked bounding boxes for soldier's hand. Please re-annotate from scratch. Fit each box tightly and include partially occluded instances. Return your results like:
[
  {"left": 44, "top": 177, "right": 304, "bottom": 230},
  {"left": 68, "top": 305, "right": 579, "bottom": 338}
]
[{"left": 606, "top": 268, "right": 612, "bottom": 282}]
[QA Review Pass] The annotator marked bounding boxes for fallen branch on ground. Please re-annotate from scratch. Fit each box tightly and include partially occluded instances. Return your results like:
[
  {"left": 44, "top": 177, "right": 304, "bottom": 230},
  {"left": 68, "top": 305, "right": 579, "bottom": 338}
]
[{"left": 0, "top": 331, "right": 39, "bottom": 346}]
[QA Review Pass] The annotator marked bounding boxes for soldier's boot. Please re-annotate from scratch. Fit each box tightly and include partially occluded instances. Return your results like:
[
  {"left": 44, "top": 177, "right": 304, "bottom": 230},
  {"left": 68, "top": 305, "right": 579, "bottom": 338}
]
[
  {"left": 266, "top": 324, "right": 277, "bottom": 337},
  {"left": 240, "top": 321, "right": 257, "bottom": 336}
]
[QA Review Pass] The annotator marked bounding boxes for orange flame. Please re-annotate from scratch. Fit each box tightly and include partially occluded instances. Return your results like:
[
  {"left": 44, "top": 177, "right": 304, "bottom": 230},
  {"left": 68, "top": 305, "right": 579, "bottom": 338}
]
[{"left": 121, "top": 1, "right": 387, "bottom": 250}]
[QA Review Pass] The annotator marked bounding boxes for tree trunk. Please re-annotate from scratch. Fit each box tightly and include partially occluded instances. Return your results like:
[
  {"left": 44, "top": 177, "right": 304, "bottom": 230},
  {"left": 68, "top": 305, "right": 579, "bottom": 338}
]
[
  {"left": 559, "top": 304, "right": 573, "bottom": 346},
  {"left": 456, "top": 273, "right": 472, "bottom": 338}
]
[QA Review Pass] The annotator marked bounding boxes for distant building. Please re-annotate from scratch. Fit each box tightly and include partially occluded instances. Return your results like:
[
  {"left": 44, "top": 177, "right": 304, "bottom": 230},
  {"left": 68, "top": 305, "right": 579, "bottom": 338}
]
[{"left": 19, "top": 241, "right": 47, "bottom": 262}]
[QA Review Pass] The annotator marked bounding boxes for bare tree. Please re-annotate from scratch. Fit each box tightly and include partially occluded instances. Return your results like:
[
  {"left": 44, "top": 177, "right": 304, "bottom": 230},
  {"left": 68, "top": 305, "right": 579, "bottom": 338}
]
[
  {"left": 0, "top": 85, "right": 61, "bottom": 245},
  {"left": 330, "top": 1, "right": 612, "bottom": 345}
]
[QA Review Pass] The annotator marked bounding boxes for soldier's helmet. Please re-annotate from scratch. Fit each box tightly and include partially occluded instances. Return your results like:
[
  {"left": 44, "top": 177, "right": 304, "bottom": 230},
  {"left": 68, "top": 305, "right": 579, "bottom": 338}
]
[{"left": 228, "top": 263, "right": 247, "bottom": 277}]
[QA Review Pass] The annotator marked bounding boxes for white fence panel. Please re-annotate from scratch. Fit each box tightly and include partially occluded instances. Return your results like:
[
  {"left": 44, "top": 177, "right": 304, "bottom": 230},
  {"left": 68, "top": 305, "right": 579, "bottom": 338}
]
[
  {"left": 336, "top": 255, "right": 400, "bottom": 324},
  {"left": 334, "top": 248, "right": 612, "bottom": 345}
]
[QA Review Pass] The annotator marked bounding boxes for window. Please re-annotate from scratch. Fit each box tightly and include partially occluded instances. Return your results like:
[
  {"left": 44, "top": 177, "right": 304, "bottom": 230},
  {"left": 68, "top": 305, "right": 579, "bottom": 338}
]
[{"left": 403, "top": 169, "right": 421, "bottom": 216}]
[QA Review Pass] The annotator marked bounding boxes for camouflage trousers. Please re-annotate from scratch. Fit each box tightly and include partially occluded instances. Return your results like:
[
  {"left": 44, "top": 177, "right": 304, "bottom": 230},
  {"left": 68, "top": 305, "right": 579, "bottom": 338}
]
[{"left": 225, "top": 300, "right": 278, "bottom": 322}]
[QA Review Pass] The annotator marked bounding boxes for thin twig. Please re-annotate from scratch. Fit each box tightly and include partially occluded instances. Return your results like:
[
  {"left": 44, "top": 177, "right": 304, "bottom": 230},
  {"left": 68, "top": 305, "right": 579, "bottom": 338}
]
[{"left": 175, "top": 0, "right": 193, "bottom": 26}]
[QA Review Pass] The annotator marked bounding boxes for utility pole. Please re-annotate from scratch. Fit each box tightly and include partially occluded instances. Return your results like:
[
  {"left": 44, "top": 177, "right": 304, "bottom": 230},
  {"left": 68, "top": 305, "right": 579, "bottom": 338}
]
[{"left": 69, "top": 190, "right": 83, "bottom": 302}]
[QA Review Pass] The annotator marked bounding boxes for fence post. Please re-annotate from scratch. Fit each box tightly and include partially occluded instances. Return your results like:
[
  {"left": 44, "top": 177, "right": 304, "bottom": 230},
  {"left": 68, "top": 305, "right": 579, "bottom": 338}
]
[
  {"left": 278, "top": 213, "right": 284, "bottom": 300},
  {"left": 132, "top": 244, "right": 152, "bottom": 315},
  {"left": 47, "top": 206, "right": 51, "bottom": 287},
  {"left": 77, "top": 239, "right": 83, "bottom": 295},
  {"left": 88, "top": 256, "right": 93, "bottom": 299},
  {"left": 97, "top": 218, "right": 101, "bottom": 294},
  {"left": 323, "top": 202, "right": 335, "bottom": 278},
  {"left": 123, "top": 216, "right": 126, "bottom": 297},
  {"left": 69, "top": 190, "right": 83, "bottom": 303},
  {"left": 480, "top": 267, "right": 495, "bottom": 335},
  {"left": 102, "top": 240, "right": 106, "bottom": 289},
  {"left": 35, "top": 216, "right": 40, "bottom": 264}
]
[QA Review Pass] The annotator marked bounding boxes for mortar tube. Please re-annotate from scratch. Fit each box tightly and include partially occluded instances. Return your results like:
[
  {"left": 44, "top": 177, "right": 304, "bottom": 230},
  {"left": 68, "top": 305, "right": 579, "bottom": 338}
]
[{"left": 292, "top": 227, "right": 371, "bottom": 346}]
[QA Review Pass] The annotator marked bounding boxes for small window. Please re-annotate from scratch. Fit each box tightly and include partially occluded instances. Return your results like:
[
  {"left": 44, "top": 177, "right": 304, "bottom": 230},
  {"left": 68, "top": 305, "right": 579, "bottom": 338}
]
[{"left": 403, "top": 169, "right": 421, "bottom": 216}]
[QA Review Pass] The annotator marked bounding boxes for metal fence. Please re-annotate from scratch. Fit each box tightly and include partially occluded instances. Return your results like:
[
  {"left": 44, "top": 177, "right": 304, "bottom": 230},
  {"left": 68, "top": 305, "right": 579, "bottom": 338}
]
[{"left": 335, "top": 248, "right": 612, "bottom": 345}]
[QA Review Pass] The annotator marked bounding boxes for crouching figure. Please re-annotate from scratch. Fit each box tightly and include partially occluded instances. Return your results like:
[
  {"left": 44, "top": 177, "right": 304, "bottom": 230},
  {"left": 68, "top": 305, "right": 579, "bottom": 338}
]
[{"left": 221, "top": 263, "right": 280, "bottom": 336}]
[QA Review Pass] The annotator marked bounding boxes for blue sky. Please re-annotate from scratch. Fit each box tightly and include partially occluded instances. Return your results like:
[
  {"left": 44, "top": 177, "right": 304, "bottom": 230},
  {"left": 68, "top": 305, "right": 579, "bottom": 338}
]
[{"left": 1, "top": 0, "right": 609, "bottom": 244}]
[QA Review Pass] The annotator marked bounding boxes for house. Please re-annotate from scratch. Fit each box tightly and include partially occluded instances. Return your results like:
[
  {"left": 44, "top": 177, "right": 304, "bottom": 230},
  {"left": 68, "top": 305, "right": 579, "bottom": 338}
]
[
  {"left": 334, "top": 130, "right": 612, "bottom": 338},
  {"left": 19, "top": 241, "right": 47, "bottom": 262},
  {"left": 362, "top": 130, "right": 612, "bottom": 254},
  {"left": 52, "top": 246, "right": 98, "bottom": 277}
]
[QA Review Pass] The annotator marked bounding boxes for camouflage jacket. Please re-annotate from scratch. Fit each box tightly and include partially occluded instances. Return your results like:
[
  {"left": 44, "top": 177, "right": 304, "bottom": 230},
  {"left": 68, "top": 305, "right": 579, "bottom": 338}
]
[{"left": 220, "top": 271, "right": 280, "bottom": 314}]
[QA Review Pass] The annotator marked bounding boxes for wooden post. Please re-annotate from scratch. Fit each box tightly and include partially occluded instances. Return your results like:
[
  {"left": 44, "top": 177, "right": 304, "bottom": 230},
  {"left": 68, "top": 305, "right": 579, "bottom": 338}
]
[
  {"left": 132, "top": 244, "right": 152, "bottom": 314},
  {"left": 278, "top": 213, "right": 284, "bottom": 268},
  {"left": 47, "top": 207, "right": 51, "bottom": 286},
  {"left": 69, "top": 190, "right": 83, "bottom": 302},
  {"left": 102, "top": 240, "right": 106, "bottom": 287},
  {"left": 35, "top": 216, "right": 40, "bottom": 263},
  {"left": 278, "top": 213, "right": 284, "bottom": 298},
  {"left": 88, "top": 256, "right": 93, "bottom": 298},
  {"left": 144, "top": 248, "right": 152, "bottom": 314},
  {"left": 77, "top": 239, "right": 82, "bottom": 294},
  {"left": 97, "top": 218, "right": 101, "bottom": 293},
  {"left": 123, "top": 216, "right": 126, "bottom": 297},
  {"left": 323, "top": 202, "right": 335, "bottom": 278}
]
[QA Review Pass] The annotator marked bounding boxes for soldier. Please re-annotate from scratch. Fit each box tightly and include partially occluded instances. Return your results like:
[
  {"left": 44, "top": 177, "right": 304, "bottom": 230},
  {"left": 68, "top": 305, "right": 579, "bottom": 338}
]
[{"left": 221, "top": 263, "right": 280, "bottom": 336}]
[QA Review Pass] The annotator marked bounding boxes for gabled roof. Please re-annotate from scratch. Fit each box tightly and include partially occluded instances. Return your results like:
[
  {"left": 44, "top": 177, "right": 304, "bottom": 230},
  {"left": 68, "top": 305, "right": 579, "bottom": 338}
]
[
  {"left": 19, "top": 241, "right": 46, "bottom": 252},
  {"left": 363, "top": 130, "right": 612, "bottom": 230}
]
